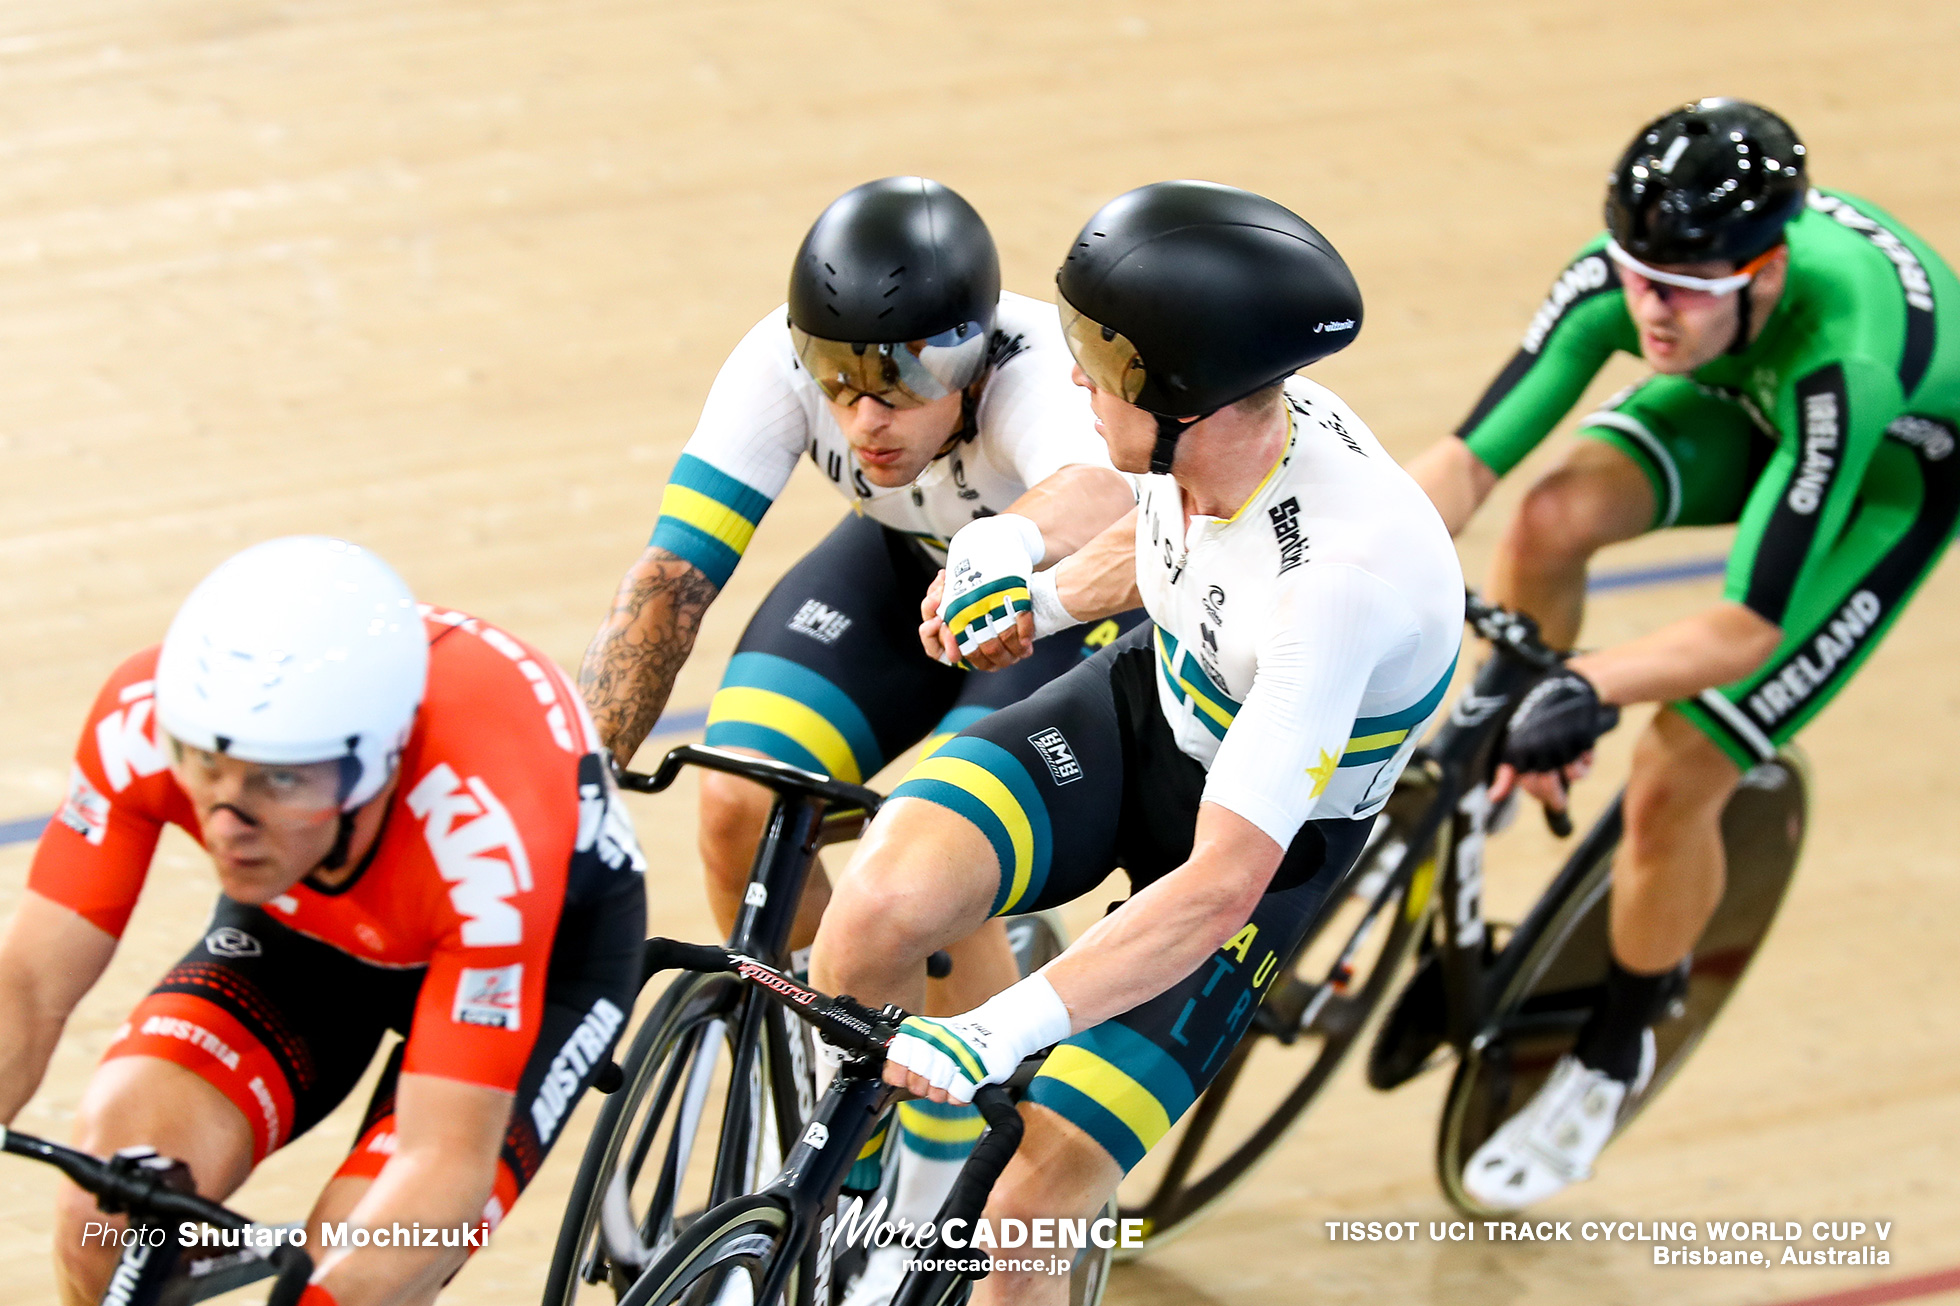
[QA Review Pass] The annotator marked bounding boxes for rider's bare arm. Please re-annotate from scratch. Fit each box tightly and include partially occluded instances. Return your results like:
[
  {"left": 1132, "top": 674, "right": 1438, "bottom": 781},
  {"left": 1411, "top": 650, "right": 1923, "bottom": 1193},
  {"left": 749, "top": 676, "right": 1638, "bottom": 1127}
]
[
  {"left": 1039, "top": 802, "right": 1282, "bottom": 1031},
  {"left": 309, "top": 1072, "right": 510, "bottom": 1304},
  {"left": 0, "top": 893, "right": 115, "bottom": 1123},
  {"left": 579, "top": 547, "right": 721, "bottom": 767},
  {"left": 1405, "top": 438, "right": 1500, "bottom": 538},
  {"left": 1570, "top": 600, "right": 1782, "bottom": 707},
  {"left": 1048, "top": 505, "right": 1143, "bottom": 621},
  {"left": 1003, "top": 464, "right": 1136, "bottom": 565}
]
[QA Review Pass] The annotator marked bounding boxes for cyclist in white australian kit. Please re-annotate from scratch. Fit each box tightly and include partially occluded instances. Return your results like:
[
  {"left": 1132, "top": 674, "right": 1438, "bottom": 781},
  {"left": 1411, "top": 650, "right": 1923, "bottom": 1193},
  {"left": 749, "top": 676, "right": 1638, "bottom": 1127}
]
[
  {"left": 578, "top": 178, "right": 1139, "bottom": 1287},
  {"left": 581, "top": 175, "right": 1136, "bottom": 943},
  {"left": 806, "top": 181, "right": 1463, "bottom": 1306}
]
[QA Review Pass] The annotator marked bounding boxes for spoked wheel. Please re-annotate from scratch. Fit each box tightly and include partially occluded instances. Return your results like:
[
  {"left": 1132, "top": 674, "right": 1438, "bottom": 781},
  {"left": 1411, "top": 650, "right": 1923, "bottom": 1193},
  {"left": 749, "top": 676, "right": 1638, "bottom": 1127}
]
[
  {"left": 617, "top": 1194, "right": 799, "bottom": 1306},
  {"left": 546, "top": 970, "right": 798, "bottom": 1305},
  {"left": 1436, "top": 749, "right": 1809, "bottom": 1215},
  {"left": 1115, "top": 768, "right": 1444, "bottom": 1255}
]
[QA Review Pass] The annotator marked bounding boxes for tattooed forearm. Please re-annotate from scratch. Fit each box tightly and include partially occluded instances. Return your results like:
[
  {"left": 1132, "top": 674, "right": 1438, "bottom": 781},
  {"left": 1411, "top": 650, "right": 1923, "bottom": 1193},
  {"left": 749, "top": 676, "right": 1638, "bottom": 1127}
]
[{"left": 580, "top": 547, "right": 721, "bottom": 766}]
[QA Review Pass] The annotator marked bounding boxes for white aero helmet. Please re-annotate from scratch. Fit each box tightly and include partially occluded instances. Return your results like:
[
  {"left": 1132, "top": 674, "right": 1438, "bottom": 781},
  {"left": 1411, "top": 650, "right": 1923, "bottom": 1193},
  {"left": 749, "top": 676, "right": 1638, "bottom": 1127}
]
[{"left": 154, "top": 536, "right": 429, "bottom": 810}]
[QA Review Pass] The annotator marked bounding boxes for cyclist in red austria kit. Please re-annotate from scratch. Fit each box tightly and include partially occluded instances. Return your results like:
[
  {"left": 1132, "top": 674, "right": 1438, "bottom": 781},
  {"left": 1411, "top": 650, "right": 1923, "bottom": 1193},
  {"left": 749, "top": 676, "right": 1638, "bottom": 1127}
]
[
  {"left": 1407, "top": 100, "right": 1960, "bottom": 1207},
  {"left": 0, "top": 537, "right": 646, "bottom": 1305}
]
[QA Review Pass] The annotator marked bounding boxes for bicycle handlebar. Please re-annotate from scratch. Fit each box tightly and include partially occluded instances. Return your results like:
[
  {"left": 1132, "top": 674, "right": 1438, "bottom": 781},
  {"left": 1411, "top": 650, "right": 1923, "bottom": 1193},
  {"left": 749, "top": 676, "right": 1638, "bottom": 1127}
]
[
  {"left": 1463, "top": 590, "right": 1564, "bottom": 672},
  {"left": 929, "top": 1082, "right": 1023, "bottom": 1268},
  {"left": 616, "top": 744, "right": 884, "bottom": 816},
  {"left": 3, "top": 1126, "right": 315, "bottom": 1304},
  {"left": 4, "top": 1127, "right": 244, "bottom": 1230},
  {"left": 640, "top": 938, "right": 900, "bottom": 1054}
]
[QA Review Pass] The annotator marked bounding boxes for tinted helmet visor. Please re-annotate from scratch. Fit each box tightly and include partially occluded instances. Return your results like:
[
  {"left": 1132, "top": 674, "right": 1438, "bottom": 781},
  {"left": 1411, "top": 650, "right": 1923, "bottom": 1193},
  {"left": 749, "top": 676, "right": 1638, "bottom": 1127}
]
[
  {"left": 1056, "top": 292, "right": 1148, "bottom": 405},
  {"left": 790, "top": 320, "right": 989, "bottom": 409}
]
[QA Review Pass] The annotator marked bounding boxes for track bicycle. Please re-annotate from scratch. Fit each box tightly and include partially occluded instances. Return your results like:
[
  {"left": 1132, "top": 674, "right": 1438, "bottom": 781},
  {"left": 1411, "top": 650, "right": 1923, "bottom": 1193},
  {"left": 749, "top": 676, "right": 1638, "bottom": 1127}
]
[
  {"left": 2, "top": 1125, "right": 313, "bottom": 1306},
  {"left": 1116, "top": 591, "right": 1807, "bottom": 1244},
  {"left": 616, "top": 938, "right": 1107, "bottom": 1306},
  {"left": 546, "top": 745, "right": 1069, "bottom": 1305}
]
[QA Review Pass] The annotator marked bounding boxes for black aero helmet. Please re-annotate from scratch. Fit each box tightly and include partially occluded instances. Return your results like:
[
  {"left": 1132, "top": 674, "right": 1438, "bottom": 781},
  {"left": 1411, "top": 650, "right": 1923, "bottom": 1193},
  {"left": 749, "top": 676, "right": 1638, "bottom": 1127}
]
[
  {"left": 787, "top": 177, "right": 1001, "bottom": 409},
  {"left": 1055, "top": 181, "right": 1363, "bottom": 472},
  {"left": 1606, "top": 98, "right": 1808, "bottom": 267}
]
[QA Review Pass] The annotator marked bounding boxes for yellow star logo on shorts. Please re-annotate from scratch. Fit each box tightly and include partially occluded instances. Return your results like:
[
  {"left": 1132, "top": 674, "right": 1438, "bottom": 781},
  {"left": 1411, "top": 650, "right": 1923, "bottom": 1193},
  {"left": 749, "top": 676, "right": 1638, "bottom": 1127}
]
[{"left": 1306, "top": 747, "right": 1340, "bottom": 798}]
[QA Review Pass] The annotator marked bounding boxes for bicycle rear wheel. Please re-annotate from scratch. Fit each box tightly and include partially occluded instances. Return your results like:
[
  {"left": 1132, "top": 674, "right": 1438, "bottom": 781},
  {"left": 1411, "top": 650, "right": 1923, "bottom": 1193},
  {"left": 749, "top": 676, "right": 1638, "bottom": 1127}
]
[
  {"left": 546, "top": 970, "right": 799, "bottom": 1304},
  {"left": 1115, "top": 768, "right": 1443, "bottom": 1255},
  {"left": 1436, "top": 749, "right": 1809, "bottom": 1215}
]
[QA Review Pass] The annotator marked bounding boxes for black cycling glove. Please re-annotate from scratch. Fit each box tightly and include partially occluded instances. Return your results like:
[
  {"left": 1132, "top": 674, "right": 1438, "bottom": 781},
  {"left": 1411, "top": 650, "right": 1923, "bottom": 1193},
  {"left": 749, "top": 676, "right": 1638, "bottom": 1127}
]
[{"left": 1501, "top": 667, "right": 1620, "bottom": 774}]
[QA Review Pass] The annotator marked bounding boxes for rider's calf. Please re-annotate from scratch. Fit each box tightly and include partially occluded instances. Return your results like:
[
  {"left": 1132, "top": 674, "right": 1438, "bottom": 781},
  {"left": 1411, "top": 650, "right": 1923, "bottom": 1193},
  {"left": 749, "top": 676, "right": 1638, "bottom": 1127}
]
[{"left": 1610, "top": 709, "right": 1741, "bottom": 972}]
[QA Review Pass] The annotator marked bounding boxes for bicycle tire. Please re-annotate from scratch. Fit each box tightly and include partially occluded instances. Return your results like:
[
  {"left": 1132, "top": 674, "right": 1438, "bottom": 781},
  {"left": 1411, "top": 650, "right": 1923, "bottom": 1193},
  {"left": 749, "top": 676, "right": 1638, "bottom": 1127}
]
[
  {"left": 1069, "top": 1197, "right": 1116, "bottom": 1306},
  {"left": 545, "top": 970, "right": 794, "bottom": 1305},
  {"left": 1115, "top": 769, "right": 1443, "bottom": 1256},
  {"left": 616, "top": 1193, "right": 799, "bottom": 1306},
  {"left": 1435, "top": 749, "right": 1809, "bottom": 1215}
]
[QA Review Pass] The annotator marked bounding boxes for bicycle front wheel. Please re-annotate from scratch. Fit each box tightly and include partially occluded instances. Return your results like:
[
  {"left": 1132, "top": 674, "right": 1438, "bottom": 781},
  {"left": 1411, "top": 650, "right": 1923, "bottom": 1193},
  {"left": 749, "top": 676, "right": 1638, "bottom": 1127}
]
[
  {"left": 617, "top": 1194, "right": 799, "bottom": 1306},
  {"left": 1116, "top": 767, "right": 1442, "bottom": 1255},
  {"left": 546, "top": 969, "right": 797, "bottom": 1305},
  {"left": 1436, "top": 749, "right": 1809, "bottom": 1215}
]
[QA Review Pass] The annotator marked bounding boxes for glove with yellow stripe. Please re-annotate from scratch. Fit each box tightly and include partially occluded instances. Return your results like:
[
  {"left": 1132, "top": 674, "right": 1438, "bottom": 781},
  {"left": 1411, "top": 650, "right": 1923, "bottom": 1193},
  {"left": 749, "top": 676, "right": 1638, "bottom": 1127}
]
[
  {"left": 938, "top": 514, "right": 1046, "bottom": 666},
  {"left": 886, "top": 974, "right": 1073, "bottom": 1105}
]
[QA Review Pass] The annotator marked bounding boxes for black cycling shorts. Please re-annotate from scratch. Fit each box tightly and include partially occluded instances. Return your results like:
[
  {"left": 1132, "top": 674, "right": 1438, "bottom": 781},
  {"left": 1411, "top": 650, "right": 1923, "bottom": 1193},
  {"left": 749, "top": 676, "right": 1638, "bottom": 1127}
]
[
  {"left": 106, "top": 879, "right": 643, "bottom": 1224},
  {"left": 702, "top": 511, "right": 1141, "bottom": 783},
  {"left": 888, "top": 622, "right": 1372, "bottom": 1171}
]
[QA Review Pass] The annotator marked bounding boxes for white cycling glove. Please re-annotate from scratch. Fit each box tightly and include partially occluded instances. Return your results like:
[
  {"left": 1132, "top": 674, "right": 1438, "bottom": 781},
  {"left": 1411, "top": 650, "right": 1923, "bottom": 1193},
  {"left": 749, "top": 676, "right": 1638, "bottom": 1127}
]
[
  {"left": 938, "top": 514, "right": 1046, "bottom": 662},
  {"left": 887, "top": 974, "right": 1073, "bottom": 1105}
]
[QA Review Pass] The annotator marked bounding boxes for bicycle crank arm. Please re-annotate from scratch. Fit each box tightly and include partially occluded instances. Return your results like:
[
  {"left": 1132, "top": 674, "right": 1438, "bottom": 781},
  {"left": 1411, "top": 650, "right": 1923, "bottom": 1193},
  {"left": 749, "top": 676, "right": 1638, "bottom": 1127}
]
[{"left": 1470, "top": 1005, "right": 1592, "bottom": 1052}]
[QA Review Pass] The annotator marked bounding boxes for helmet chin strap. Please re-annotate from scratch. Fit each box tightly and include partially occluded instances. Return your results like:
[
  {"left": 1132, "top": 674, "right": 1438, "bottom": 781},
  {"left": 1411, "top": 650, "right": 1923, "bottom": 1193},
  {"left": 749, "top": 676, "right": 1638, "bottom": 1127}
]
[
  {"left": 929, "top": 384, "right": 985, "bottom": 463},
  {"left": 1728, "top": 280, "right": 1754, "bottom": 356},
  {"left": 316, "top": 811, "right": 357, "bottom": 872},
  {"left": 1150, "top": 411, "right": 1215, "bottom": 475}
]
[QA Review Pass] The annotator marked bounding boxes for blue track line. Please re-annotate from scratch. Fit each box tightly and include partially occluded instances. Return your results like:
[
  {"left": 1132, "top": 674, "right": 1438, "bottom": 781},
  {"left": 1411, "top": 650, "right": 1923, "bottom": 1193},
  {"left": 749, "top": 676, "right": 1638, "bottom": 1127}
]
[{"left": 0, "top": 560, "right": 1724, "bottom": 850}]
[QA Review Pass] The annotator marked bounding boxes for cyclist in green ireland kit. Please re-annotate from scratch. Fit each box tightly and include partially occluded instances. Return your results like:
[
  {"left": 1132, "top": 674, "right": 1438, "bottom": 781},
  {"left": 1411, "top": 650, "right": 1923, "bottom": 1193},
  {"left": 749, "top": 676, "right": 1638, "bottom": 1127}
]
[{"left": 1405, "top": 98, "right": 1960, "bottom": 1207}]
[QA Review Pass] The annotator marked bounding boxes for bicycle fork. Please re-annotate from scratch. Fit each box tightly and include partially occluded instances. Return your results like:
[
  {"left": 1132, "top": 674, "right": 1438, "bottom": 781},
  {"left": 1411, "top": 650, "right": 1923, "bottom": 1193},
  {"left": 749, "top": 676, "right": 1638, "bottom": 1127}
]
[
  {"left": 755, "top": 1072, "right": 896, "bottom": 1306},
  {"left": 1423, "top": 648, "right": 1543, "bottom": 1053}
]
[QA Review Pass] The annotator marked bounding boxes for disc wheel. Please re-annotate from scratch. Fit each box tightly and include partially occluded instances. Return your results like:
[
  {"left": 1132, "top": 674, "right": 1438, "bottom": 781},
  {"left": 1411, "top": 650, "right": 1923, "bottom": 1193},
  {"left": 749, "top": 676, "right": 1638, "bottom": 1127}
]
[
  {"left": 545, "top": 970, "right": 798, "bottom": 1304},
  {"left": 1115, "top": 768, "right": 1444, "bottom": 1255},
  {"left": 617, "top": 1194, "right": 798, "bottom": 1306},
  {"left": 1436, "top": 749, "right": 1809, "bottom": 1215}
]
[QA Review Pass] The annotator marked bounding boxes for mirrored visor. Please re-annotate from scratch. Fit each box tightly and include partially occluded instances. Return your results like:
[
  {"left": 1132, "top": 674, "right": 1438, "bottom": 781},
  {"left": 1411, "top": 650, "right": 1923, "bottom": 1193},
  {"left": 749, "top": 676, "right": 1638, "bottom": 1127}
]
[
  {"left": 1056, "top": 293, "right": 1147, "bottom": 405},
  {"left": 790, "top": 321, "right": 989, "bottom": 409}
]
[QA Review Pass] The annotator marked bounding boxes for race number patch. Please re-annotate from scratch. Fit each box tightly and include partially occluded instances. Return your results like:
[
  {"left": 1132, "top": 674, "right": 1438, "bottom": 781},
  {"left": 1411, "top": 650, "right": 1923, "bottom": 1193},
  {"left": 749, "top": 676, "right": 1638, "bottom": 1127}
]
[
  {"left": 452, "top": 963, "right": 524, "bottom": 1030},
  {"left": 56, "top": 763, "right": 110, "bottom": 846}
]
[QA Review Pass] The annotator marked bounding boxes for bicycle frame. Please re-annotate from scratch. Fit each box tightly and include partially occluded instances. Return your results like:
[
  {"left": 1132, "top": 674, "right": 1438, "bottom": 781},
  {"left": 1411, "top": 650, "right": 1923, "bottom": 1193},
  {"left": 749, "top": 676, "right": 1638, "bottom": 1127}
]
[
  {"left": 630, "top": 939, "right": 1032, "bottom": 1306},
  {"left": 1388, "top": 596, "right": 1566, "bottom": 1053},
  {"left": 617, "top": 745, "right": 882, "bottom": 1208}
]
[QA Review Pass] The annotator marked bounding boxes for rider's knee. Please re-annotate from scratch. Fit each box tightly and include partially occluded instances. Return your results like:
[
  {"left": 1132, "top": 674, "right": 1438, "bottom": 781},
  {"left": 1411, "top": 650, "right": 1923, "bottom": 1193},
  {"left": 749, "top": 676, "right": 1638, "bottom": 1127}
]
[
  {"left": 1628, "top": 719, "right": 1734, "bottom": 819},
  {"left": 696, "top": 770, "right": 772, "bottom": 891},
  {"left": 53, "top": 1179, "right": 114, "bottom": 1278},
  {"left": 983, "top": 1109, "right": 1118, "bottom": 1230},
  {"left": 1506, "top": 472, "right": 1604, "bottom": 567},
  {"left": 827, "top": 854, "right": 945, "bottom": 956}
]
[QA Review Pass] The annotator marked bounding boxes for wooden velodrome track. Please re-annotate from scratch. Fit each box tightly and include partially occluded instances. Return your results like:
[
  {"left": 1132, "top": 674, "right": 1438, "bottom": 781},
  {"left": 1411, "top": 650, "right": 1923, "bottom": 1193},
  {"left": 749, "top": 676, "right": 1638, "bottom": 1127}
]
[{"left": 2, "top": 1, "right": 1958, "bottom": 1302}]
